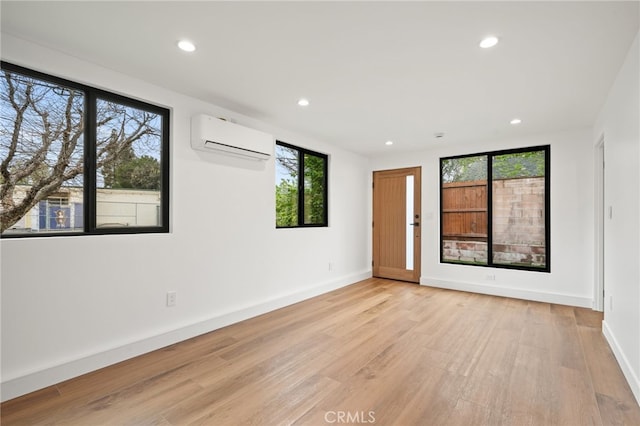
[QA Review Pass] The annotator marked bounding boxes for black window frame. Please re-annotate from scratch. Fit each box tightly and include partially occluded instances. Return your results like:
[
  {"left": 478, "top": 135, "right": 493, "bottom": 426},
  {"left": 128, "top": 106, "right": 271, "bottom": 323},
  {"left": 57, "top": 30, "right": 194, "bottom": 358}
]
[
  {"left": 439, "top": 145, "right": 550, "bottom": 272},
  {"left": 275, "top": 140, "right": 328, "bottom": 228},
  {"left": 0, "top": 62, "right": 170, "bottom": 238}
]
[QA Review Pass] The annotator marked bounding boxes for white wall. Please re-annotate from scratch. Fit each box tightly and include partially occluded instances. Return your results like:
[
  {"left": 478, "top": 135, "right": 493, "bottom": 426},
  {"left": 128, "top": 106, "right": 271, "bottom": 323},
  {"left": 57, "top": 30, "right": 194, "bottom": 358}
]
[
  {"left": 0, "top": 35, "right": 371, "bottom": 401},
  {"left": 370, "top": 128, "right": 595, "bottom": 308},
  {"left": 594, "top": 31, "right": 640, "bottom": 404}
]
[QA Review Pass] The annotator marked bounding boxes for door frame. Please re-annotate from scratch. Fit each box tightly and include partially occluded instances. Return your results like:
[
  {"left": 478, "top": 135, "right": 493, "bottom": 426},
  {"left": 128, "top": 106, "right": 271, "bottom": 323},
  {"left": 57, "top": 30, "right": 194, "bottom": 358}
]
[{"left": 594, "top": 135, "right": 605, "bottom": 311}]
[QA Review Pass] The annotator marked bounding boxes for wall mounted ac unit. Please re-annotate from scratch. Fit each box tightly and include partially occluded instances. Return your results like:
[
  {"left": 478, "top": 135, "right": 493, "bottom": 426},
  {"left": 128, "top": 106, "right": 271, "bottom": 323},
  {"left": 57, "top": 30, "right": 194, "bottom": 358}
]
[{"left": 191, "top": 114, "right": 273, "bottom": 161}]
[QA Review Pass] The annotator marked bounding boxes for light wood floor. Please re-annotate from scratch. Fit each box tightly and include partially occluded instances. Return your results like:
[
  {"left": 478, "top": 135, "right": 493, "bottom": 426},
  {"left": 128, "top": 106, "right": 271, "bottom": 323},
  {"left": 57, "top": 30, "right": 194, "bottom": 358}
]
[{"left": 3, "top": 278, "right": 640, "bottom": 425}]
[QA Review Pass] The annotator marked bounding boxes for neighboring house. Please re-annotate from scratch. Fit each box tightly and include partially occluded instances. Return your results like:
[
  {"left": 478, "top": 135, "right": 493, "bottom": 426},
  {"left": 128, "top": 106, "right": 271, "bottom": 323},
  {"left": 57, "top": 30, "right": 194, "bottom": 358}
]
[{"left": 2, "top": 185, "right": 161, "bottom": 233}]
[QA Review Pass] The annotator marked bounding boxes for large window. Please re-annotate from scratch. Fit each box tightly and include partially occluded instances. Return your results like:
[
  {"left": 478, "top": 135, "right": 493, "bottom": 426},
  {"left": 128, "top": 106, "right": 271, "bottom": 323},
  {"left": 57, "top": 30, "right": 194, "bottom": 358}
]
[
  {"left": 275, "top": 141, "right": 328, "bottom": 228},
  {"left": 440, "top": 146, "right": 549, "bottom": 272},
  {"left": 0, "top": 62, "right": 169, "bottom": 237}
]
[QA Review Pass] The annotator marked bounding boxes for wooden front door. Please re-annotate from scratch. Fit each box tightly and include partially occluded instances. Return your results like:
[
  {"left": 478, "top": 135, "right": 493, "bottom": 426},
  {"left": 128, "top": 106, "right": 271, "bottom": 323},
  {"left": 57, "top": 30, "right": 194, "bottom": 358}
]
[{"left": 372, "top": 167, "right": 421, "bottom": 283}]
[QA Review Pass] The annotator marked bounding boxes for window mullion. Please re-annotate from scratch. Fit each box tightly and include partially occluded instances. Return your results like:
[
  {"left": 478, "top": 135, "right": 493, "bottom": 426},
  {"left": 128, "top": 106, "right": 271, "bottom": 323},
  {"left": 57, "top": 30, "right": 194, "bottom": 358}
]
[
  {"left": 487, "top": 154, "right": 494, "bottom": 267},
  {"left": 322, "top": 154, "right": 328, "bottom": 225},
  {"left": 85, "top": 92, "right": 97, "bottom": 233},
  {"left": 297, "top": 150, "right": 305, "bottom": 226},
  {"left": 544, "top": 149, "right": 551, "bottom": 271}
]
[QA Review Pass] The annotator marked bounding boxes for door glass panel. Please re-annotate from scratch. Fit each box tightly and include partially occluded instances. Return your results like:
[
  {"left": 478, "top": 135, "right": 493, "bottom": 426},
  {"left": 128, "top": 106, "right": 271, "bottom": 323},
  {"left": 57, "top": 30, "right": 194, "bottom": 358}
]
[{"left": 406, "top": 175, "right": 414, "bottom": 270}]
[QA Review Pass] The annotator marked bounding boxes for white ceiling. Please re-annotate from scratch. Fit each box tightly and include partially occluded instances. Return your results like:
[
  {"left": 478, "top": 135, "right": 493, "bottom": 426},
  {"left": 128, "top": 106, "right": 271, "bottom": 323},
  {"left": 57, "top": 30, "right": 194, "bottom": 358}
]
[{"left": 2, "top": 1, "right": 638, "bottom": 156}]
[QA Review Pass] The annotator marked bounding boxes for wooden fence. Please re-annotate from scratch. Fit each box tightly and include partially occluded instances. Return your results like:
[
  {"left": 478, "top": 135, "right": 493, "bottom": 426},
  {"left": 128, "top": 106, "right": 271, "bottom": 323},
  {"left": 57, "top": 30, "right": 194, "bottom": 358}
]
[{"left": 441, "top": 180, "right": 487, "bottom": 241}]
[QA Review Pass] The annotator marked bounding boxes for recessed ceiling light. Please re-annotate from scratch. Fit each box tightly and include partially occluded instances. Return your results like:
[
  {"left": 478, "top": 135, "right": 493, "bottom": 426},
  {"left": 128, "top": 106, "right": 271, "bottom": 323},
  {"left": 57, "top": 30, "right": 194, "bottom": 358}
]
[
  {"left": 510, "top": 118, "right": 522, "bottom": 125},
  {"left": 385, "top": 140, "right": 394, "bottom": 146},
  {"left": 479, "top": 36, "right": 499, "bottom": 49},
  {"left": 177, "top": 40, "right": 196, "bottom": 52},
  {"left": 297, "top": 98, "right": 310, "bottom": 107}
]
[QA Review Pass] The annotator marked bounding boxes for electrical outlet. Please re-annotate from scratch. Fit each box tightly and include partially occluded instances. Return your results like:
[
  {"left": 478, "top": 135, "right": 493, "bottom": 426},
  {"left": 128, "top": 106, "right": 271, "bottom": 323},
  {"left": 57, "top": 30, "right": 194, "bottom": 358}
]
[
  {"left": 328, "top": 262, "right": 333, "bottom": 272},
  {"left": 167, "top": 291, "right": 177, "bottom": 307},
  {"left": 486, "top": 274, "right": 495, "bottom": 281}
]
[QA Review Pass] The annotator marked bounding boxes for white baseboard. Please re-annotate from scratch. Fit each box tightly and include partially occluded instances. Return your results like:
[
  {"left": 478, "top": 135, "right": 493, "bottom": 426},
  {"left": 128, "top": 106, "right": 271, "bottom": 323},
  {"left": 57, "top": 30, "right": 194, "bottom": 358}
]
[
  {"left": 602, "top": 320, "right": 640, "bottom": 406},
  {"left": 1, "top": 270, "right": 372, "bottom": 402},
  {"left": 421, "top": 277, "right": 593, "bottom": 308}
]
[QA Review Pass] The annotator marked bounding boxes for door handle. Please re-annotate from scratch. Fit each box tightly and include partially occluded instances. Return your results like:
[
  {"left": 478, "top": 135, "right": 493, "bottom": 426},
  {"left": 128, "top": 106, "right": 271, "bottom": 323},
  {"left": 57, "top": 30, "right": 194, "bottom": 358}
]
[{"left": 410, "top": 222, "right": 420, "bottom": 227}]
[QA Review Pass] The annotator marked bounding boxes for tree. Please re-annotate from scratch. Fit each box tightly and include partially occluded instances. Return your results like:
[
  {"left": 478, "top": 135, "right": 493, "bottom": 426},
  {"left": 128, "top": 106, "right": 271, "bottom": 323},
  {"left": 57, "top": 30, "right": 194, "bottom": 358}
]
[
  {"left": 112, "top": 155, "right": 161, "bottom": 190},
  {"left": 441, "top": 156, "right": 487, "bottom": 183},
  {"left": 101, "top": 138, "right": 135, "bottom": 189},
  {"left": 0, "top": 69, "right": 160, "bottom": 232},
  {"left": 276, "top": 178, "right": 298, "bottom": 226},
  {"left": 442, "top": 151, "right": 545, "bottom": 183},
  {"left": 275, "top": 145, "right": 326, "bottom": 227},
  {"left": 275, "top": 145, "right": 299, "bottom": 227},
  {"left": 492, "top": 151, "right": 545, "bottom": 179},
  {"left": 303, "top": 154, "right": 325, "bottom": 224}
]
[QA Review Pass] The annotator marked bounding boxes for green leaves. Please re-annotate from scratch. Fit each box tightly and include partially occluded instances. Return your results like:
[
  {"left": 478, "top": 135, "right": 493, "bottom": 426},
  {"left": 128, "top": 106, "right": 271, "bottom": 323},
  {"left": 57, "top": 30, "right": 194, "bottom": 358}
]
[
  {"left": 442, "top": 150, "right": 545, "bottom": 183},
  {"left": 275, "top": 143, "right": 327, "bottom": 227},
  {"left": 112, "top": 155, "right": 161, "bottom": 190},
  {"left": 276, "top": 178, "right": 298, "bottom": 227},
  {"left": 492, "top": 151, "right": 545, "bottom": 179},
  {"left": 441, "top": 156, "right": 487, "bottom": 183}
]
